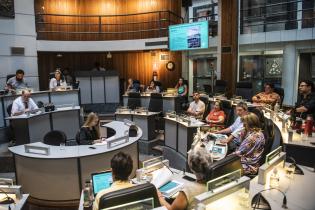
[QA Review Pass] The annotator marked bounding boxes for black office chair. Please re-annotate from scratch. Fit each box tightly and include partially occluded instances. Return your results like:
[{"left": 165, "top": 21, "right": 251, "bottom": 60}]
[
  {"left": 43, "top": 130, "right": 67, "bottom": 146},
  {"left": 148, "top": 93, "right": 163, "bottom": 112},
  {"left": 235, "top": 82, "right": 253, "bottom": 101},
  {"left": 221, "top": 100, "right": 234, "bottom": 127},
  {"left": 214, "top": 80, "right": 227, "bottom": 94},
  {"left": 7, "top": 104, "right": 13, "bottom": 116},
  {"left": 202, "top": 102, "right": 211, "bottom": 121},
  {"left": 6, "top": 74, "right": 15, "bottom": 82},
  {"left": 127, "top": 92, "right": 141, "bottom": 110},
  {"left": 206, "top": 154, "right": 242, "bottom": 181},
  {"left": 260, "top": 118, "right": 275, "bottom": 166},
  {"left": 274, "top": 87, "right": 284, "bottom": 106},
  {"left": 203, "top": 84, "right": 212, "bottom": 95},
  {"left": 250, "top": 108, "right": 265, "bottom": 129},
  {"left": 99, "top": 183, "right": 161, "bottom": 209},
  {"left": 154, "top": 81, "right": 163, "bottom": 92}
]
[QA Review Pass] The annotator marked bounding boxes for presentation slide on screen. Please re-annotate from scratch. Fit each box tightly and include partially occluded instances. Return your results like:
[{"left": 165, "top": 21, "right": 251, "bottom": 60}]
[{"left": 169, "top": 21, "right": 209, "bottom": 51}]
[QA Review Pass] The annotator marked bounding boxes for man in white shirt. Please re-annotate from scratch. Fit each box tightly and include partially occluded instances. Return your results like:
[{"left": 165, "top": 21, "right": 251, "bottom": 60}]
[
  {"left": 11, "top": 90, "right": 38, "bottom": 116},
  {"left": 187, "top": 92, "right": 205, "bottom": 119}
]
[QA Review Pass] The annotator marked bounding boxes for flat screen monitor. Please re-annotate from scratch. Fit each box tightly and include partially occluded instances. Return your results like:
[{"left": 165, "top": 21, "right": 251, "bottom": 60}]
[
  {"left": 169, "top": 21, "right": 209, "bottom": 51},
  {"left": 91, "top": 171, "right": 113, "bottom": 195}
]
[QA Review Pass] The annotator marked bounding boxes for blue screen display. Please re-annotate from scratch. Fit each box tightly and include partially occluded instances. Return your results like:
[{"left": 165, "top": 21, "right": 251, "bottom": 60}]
[
  {"left": 92, "top": 172, "right": 113, "bottom": 195},
  {"left": 169, "top": 21, "right": 209, "bottom": 51}
]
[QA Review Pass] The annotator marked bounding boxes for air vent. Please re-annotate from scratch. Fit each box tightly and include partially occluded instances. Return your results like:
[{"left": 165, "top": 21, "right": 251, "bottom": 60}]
[
  {"left": 11, "top": 47, "right": 25, "bottom": 56},
  {"left": 145, "top": 41, "right": 168, "bottom": 47}
]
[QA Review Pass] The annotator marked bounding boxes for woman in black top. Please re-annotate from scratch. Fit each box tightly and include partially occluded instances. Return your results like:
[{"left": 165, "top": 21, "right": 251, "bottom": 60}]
[{"left": 76, "top": 112, "right": 100, "bottom": 145}]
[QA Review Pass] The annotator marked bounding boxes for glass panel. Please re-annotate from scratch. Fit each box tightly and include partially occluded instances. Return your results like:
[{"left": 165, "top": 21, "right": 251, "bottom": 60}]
[
  {"left": 104, "top": 197, "right": 154, "bottom": 210},
  {"left": 265, "top": 146, "right": 282, "bottom": 164},
  {"left": 142, "top": 156, "right": 164, "bottom": 168},
  {"left": 206, "top": 169, "right": 242, "bottom": 192}
]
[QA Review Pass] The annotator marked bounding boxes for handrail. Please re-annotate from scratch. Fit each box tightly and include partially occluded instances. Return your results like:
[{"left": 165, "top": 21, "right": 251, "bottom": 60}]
[
  {"left": 35, "top": 10, "right": 184, "bottom": 40},
  {"left": 36, "top": 10, "right": 183, "bottom": 22},
  {"left": 240, "top": 0, "right": 304, "bottom": 12}
]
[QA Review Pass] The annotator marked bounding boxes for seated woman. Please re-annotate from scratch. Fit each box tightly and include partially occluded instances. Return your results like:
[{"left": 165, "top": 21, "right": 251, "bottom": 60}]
[
  {"left": 76, "top": 112, "right": 100, "bottom": 145},
  {"left": 49, "top": 69, "right": 67, "bottom": 90},
  {"left": 157, "top": 140, "right": 212, "bottom": 210},
  {"left": 146, "top": 80, "right": 160, "bottom": 93},
  {"left": 206, "top": 101, "right": 226, "bottom": 129},
  {"left": 252, "top": 83, "right": 280, "bottom": 106},
  {"left": 93, "top": 152, "right": 134, "bottom": 210},
  {"left": 175, "top": 77, "right": 188, "bottom": 97},
  {"left": 232, "top": 113, "right": 265, "bottom": 175}
]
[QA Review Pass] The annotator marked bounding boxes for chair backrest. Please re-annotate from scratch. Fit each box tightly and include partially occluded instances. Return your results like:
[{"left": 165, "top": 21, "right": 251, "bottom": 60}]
[
  {"left": 154, "top": 81, "right": 163, "bottom": 92},
  {"left": 206, "top": 154, "right": 242, "bottom": 181},
  {"left": 148, "top": 93, "right": 163, "bottom": 112},
  {"left": 7, "top": 104, "right": 13, "bottom": 116},
  {"left": 214, "top": 80, "right": 227, "bottom": 94},
  {"left": 260, "top": 118, "right": 275, "bottom": 166},
  {"left": 127, "top": 92, "right": 141, "bottom": 110},
  {"left": 250, "top": 108, "right": 265, "bottom": 129},
  {"left": 221, "top": 100, "right": 233, "bottom": 127},
  {"left": 203, "top": 84, "right": 212, "bottom": 95},
  {"left": 43, "top": 130, "right": 67, "bottom": 146},
  {"left": 99, "top": 183, "right": 160, "bottom": 209},
  {"left": 6, "top": 74, "right": 15, "bottom": 82},
  {"left": 274, "top": 87, "right": 284, "bottom": 106},
  {"left": 235, "top": 82, "right": 253, "bottom": 101}
]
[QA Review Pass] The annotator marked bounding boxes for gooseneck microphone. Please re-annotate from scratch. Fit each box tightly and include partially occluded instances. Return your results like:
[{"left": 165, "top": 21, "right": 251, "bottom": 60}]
[{"left": 251, "top": 188, "right": 288, "bottom": 209}]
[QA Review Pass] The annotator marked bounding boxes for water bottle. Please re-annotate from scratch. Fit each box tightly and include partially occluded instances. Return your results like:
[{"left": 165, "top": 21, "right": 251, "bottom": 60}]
[{"left": 83, "top": 180, "right": 93, "bottom": 208}]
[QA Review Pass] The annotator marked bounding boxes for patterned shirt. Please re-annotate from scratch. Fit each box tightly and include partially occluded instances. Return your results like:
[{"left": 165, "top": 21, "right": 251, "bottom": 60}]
[
  {"left": 252, "top": 92, "right": 280, "bottom": 105},
  {"left": 236, "top": 131, "right": 265, "bottom": 175}
]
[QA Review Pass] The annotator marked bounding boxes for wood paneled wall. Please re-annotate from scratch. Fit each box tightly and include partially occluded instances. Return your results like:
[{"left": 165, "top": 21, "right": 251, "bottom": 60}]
[
  {"left": 37, "top": 51, "right": 182, "bottom": 91},
  {"left": 35, "top": 0, "right": 182, "bottom": 40},
  {"left": 220, "top": 0, "right": 238, "bottom": 97}
]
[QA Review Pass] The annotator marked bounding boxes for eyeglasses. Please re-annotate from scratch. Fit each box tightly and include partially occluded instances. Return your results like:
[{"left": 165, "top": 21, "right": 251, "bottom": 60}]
[{"left": 299, "top": 85, "right": 308, "bottom": 87}]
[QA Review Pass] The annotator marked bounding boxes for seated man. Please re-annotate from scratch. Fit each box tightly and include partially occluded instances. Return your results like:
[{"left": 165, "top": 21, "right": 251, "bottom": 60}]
[
  {"left": 157, "top": 140, "right": 211, "bottom": 210},
  {"left": 293, "top": 80, "right": 315, "bottom": 120},
  {"left": 252, "top": 82, "right": 280, "bottom": 106},
  {"left": 126, "top": 78, "right": 140, "bottom": 92},
  {"left": 93, "top": 152, "right": 134, "bottom": 210},
  {"left": 215, "top": 102, "right": 248, "bottom": 152},
  {"left": 186, "top": 92, "right": 205, "bottom": 119},
  {"left": 11, "top": 90, "right": 38, "bottom": 116},
  {"left": 6, "top": 69, "right": 29, "bottom": 91}
]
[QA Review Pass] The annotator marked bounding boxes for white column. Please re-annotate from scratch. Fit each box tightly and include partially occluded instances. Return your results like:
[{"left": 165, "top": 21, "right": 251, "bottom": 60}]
[
  {"left": 216, "top": 0, "right": 222, "bottom": 79},
  {"left": 282, "top": 44, "right": 298, "bottom": 106},
  {"left": 188, "top": 58, "right": 194, "bottom": 96}
]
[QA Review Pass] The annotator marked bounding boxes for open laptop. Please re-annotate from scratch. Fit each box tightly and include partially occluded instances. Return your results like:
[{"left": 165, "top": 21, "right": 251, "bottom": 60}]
[{"left": 91, "top": 171, "right": 113, "bottom": 196}]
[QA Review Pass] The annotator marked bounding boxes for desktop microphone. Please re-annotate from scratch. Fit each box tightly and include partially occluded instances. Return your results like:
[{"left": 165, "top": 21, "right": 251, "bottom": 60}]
[
  {"left": 0, "top": 188, "right": 15, "bottom": 206},
  {"left": 288, "top": 156, "right": 304, "bottom": 175},
  {"left": 251, "top": 188, "right": 287, "bottom": 209}
]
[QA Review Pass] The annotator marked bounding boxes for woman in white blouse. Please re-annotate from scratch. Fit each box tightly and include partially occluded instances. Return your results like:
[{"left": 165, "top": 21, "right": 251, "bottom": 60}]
[{"left": 49, "top": 69, "right": 67, "bottom": 90}]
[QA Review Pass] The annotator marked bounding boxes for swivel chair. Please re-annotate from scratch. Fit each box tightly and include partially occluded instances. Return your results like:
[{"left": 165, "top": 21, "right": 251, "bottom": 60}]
[
  {"left": 127, "top": 92, "right": 141, "bottom": 110},
  {"left": 235, "top": 82, "right": 253, "bottom": 101},
  {"left": 206, "top": 154, "right": 242, "bottom": 181},
  {"left": 98, "top": 183, "right": 161, "bottom": 209},
  {"left": 43, "top": 130, "right": 67, "bottom": 146}
]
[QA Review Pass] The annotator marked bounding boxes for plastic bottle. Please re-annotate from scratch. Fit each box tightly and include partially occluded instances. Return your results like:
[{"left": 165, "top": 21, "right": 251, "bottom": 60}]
[
  {"left": 83, "top": 180, "right": 93, "bottom": 208},
  {"left": 270, "top": 168, "right": 280, "bottom": 188}
]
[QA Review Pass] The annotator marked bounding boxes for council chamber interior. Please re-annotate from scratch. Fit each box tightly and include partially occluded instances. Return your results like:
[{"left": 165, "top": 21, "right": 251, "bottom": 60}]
[{"left": 0, "top": 0, "right": 315, "bottom": 210}]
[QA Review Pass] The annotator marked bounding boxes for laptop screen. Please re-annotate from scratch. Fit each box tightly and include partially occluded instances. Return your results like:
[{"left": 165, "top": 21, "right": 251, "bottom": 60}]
[{"left": 91, "top": 171, "right": 113, "bottom": 195}]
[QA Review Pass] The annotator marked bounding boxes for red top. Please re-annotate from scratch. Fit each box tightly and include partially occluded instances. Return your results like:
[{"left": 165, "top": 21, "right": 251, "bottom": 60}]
[{"left": 206, "top": 110, "right": 225, "bottom": 127}]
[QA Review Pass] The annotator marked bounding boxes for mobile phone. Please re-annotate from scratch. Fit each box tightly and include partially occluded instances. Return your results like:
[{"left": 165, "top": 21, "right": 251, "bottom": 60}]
[
  {"left": 182, "top": 175, "right": 196, "bottom": 182},
  {"left": 89, "top": 146, "right": 96, "bottom": 149}
]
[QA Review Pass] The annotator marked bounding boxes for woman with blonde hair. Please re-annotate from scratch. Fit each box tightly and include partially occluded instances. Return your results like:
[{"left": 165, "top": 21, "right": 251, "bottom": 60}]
[
  {"left": 76, "top": 112, "right": 100, "bottom": 145},
  {"left": 232, "top": 113, "right": 265, "bottom": 175}
]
